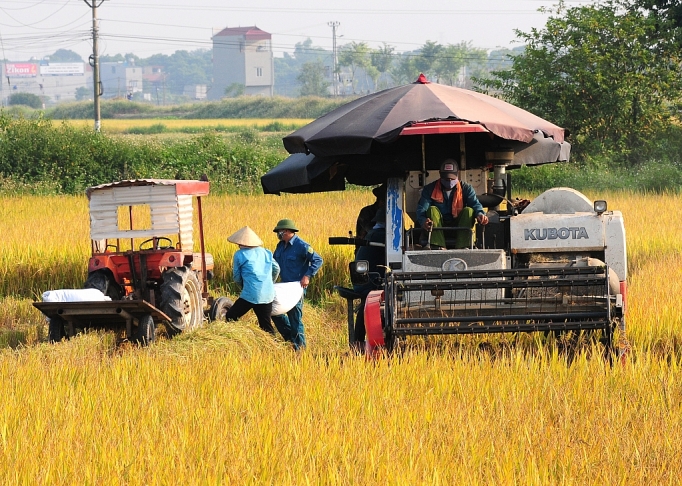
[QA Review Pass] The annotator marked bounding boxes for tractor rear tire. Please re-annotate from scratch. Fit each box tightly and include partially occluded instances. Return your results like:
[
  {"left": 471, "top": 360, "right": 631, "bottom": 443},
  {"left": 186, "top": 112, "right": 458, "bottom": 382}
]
[
  {"left": 48, "top": 316, "right": 66, "bottom": 343},
  {"left": 84, "top": 269, "right": 122, "bottom": 301},
  {"left": 209, "top": 297, "right": 233, "bottom": 321},
  {"left": 160, "top": 266, "right": 203, "bottom": 336},
  {"left": 133, "top": 314, "right": 155, "bottom": 346}
]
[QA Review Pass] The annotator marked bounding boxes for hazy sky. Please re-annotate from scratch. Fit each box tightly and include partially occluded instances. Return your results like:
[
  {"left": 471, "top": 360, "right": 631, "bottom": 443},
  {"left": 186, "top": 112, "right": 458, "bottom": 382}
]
[{"left": 1, "top": 0, "right": 596, "bottom": 62}]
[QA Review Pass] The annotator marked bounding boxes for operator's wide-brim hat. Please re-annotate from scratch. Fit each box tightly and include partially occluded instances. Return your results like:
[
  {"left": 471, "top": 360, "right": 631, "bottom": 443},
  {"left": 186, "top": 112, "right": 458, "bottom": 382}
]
[
  {"left": 228, "top": 226, "right": 263, "bottom": 247},
  {"left": 273, "top": 218, "right": 299, "bottom": 232}
]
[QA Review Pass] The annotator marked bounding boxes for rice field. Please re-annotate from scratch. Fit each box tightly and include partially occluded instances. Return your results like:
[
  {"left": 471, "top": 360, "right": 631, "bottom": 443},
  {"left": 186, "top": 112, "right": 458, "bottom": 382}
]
[
  {"left": 58, "top": 118, "right": 312, "bottom": 134},
  {"left": 1, "top": 190, "right": 681, "bottom": 484}
]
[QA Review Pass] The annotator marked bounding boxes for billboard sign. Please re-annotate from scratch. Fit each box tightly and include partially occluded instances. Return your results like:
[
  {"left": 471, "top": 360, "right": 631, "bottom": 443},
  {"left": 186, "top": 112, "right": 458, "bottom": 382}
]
[
  {"left": 4, "top": 63, "right": 38, "bottom": 77},
  {"left": 39, "top": 63, "right": 85, "bottom": 76}
]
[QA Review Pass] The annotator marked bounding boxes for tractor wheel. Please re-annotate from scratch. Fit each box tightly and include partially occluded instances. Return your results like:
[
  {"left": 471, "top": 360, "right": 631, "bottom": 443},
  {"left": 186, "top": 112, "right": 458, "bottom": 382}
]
[
  {"left": 160, "top": 266, "right": 203, "bottom": 336},
  {"left": 84, "top": 269, "right": 122, "bottom": 300},
  {"left": 209, "top": 297, "right": 234, "bottom": 321},
  {"left": 133, "top": 314, "right": 155, "bottom": 346},
  {"left": 48, "top": 316, "right": 66, "bottom": 343}
]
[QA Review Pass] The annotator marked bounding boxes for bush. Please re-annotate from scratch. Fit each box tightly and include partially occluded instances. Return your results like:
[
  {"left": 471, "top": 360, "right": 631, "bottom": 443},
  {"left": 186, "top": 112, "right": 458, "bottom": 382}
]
[
  {"left": 9, "top": 93, "right": 43, "bottom": 109},
  {"left": 2, "top": 110, "right": 681, "bottom": 196},
  {"left": 0, "top": 112, "right": 287, "bottom": 194}
]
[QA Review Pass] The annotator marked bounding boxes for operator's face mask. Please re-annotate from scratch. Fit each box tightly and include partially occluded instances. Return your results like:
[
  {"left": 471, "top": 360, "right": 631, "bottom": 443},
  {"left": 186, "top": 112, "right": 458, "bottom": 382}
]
[
  {"left": 277, "top": 230, "right": 286, "bottom": 241},
  {"left": 440, "top": 177, "right": 458, "bottom": 190}
]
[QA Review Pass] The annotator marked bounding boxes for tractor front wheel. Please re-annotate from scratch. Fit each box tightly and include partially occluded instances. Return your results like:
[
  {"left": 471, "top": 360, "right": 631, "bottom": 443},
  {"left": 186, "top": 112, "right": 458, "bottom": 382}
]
[
  {"left": 209, "top": 297, "right": 233, "bottom": 321},
  {"left": 160, "top": 266, "right": 203, "bottom": 336}
]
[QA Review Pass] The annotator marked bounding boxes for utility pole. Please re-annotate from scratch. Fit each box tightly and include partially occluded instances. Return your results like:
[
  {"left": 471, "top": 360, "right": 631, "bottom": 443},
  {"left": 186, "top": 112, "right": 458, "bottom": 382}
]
[
  {"left": 84, "top": 0, "right": 106, "bottom": 132},
  {"left": 328, "top": 21, "right": 340, "bottom": 97}
]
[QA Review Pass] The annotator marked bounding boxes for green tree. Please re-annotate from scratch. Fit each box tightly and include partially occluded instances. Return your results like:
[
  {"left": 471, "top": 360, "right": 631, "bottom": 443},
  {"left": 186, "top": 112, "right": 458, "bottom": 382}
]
[
  {"left": 48, "top": 49, "right": 83, "bottom": 62},
  {"left": 486, "top": 47, "right": 525, "bottom": 72},
  {"left": 630, "top": 0, "right": 682, "bottom": 46},
  {"left": 75, "top": 86, "right": 90, "bottom": 101},
  {"left": 100, "top": 53, "right": 140, "bottom": 64},
  {"left": 390, "top": 52, "right": 420, "bottom": 85},
  {"left": 370, "top": 43, "right": 395, "bottom": 91},
  {"left": 9, "top": 93, "right": 42, "bottom": 109},
  {"left": 297, "top": 61, "right": 330, "bottom": 97},
  {"left": 274, "top": 38, "right": 330, "bottom": 96},
  {"left": 338, "top": 42, "right": 371, "bottom": 93},
  {"left": 142, "top": 49, "right": 211, "bottom": 94},
  {"left": 480, "top": 0, "right": 682, "bottom": 161},
  {"left": 224, "top": 83, "right": 245, "bottom": 97},
  {"left": 414, "top": 41, "right": 443, "bottom": 78}
]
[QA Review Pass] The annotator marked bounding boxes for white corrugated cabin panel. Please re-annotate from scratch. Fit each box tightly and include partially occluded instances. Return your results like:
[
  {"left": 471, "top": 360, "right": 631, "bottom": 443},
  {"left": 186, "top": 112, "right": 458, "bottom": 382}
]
[
  {"left": 89, "top": 185, "right": 184, "bottom": 240},
  {"left": 177, "top": 195, "right": 194, "bottom": 250}
]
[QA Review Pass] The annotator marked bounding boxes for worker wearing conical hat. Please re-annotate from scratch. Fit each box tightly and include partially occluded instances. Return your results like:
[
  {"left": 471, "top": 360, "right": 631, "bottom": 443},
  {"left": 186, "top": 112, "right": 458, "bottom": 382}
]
[{"left": 224, "top": 226, "right": 280, "bottom": 334}]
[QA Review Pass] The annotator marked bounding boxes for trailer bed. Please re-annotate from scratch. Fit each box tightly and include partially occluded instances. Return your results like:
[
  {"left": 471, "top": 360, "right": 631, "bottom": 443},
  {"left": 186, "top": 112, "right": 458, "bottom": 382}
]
[{"left": 34, "top": 300, "right": 169, "bottom": 336}]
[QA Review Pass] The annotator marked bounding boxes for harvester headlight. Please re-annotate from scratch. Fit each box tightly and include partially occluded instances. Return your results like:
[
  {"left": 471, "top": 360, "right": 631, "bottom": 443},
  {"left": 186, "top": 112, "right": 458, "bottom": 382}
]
[
  {"left": 354, "top": 260, "right": 369, "bottom": 274},
  {"left": 594, "top": 200, "right": 607, "bottom": 214}
]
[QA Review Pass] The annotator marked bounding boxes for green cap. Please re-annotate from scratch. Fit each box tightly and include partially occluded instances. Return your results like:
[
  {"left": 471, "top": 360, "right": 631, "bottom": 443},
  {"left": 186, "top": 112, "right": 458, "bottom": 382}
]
[{"left": 273, "top": 218, "right": 299, "bottom": 232}]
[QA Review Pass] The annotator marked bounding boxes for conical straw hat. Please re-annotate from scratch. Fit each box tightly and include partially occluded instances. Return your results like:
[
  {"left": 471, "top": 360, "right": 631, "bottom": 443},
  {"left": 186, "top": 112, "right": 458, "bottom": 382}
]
[{"left": 228, "top": 226, "right": 263, "bottom": 247}]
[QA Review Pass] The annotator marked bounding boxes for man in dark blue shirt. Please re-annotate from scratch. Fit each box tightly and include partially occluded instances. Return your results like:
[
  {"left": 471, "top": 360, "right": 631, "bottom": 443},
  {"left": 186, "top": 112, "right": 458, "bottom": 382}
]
[{"left": 271, "top": 218, "right": 323, "bottom": 349}]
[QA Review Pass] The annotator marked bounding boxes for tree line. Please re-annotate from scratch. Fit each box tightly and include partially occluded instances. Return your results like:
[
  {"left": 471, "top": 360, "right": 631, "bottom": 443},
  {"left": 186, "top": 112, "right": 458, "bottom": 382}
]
[
  {"left": 8, "top": 0, "right": 682, "bottom": 166},
  {"left": 480, "top": 0, "right": 682, "bottom": 163}
]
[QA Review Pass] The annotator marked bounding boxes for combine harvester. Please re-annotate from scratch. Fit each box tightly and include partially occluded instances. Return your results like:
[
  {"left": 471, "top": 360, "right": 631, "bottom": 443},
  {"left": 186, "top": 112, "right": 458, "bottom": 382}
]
[{"left": 262, "top": 76, "right": 628, "bottom": 359}]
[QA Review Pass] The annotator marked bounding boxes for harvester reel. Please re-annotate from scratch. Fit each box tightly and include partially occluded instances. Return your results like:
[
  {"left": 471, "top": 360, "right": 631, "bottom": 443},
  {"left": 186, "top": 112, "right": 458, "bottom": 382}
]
[{"left": 160, "top": 266, "right": 203, "bottom": 335}]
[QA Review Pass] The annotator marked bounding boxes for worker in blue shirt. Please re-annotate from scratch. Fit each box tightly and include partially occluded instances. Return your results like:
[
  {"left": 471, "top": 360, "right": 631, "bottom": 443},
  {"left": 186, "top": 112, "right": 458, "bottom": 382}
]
[
  {"left": 271, "top": 218, "right": 323, "bottom": 349},
  {"left": 224, "top": 226, "right": 280, "bottom": 334}
]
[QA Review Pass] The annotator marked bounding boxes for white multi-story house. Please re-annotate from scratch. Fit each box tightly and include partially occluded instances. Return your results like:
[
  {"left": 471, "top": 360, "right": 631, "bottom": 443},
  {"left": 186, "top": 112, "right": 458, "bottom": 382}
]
[
  {"left": 210, "top": 26, "right": 274, "bottom": 100},
  {"left": 100, "top": 61, "right": 144, "bottom": 99}
]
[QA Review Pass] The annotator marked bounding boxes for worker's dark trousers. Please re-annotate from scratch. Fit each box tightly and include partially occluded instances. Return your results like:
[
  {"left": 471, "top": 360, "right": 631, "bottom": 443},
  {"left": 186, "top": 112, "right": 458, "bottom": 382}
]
[
  {"left": 224, "top": 298, "right": 275, "bottom": 334},
  {"left": 272, "top": 295, "right": 306, "bottom": 349}
]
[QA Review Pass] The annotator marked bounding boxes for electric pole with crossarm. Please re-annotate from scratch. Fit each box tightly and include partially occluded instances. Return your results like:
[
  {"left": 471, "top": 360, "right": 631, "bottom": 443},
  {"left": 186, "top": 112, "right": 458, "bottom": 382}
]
[
  {"left": 84, "top": 0, "right": 106, "bottom": 132},
  {"left": 328, "top": 21, "right": 340, "bottom": 97}
]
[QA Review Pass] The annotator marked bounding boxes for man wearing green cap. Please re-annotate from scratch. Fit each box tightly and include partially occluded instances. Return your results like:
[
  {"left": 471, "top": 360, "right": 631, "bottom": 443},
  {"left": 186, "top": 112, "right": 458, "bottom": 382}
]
[{"left": 271, "top": 218, "right": 323, "bottom": 349}]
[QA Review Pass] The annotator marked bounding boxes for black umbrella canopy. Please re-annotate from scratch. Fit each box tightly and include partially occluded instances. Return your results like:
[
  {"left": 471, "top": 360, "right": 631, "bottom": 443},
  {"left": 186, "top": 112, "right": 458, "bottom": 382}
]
[
  {"left": 262, "top": 130, "right": 570, "bottom": 195},
  {"left": 283, "top": 74, "right": 566, "bottom": 158},
  {"left": 261, "top": 152, "right": 395, "bottom": 195},
  {"left": 260, "top": 153, "right": 343, "bottom": 195},
  {"left": 266, "top": 75, "right": 570, "bottom": 194}
]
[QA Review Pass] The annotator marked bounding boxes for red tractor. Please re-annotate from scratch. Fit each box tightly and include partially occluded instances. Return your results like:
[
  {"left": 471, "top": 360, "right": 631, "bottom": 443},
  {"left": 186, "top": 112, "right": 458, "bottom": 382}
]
[{"left": 35, "top": 179, "right": 231, "bottom": 344}]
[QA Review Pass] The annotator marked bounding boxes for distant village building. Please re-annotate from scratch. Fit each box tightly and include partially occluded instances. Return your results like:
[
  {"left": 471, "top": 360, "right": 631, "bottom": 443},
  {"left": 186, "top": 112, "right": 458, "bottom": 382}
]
[
  {"left": 142, "top": 65, "right": 166, "bottom": 103},
  {"left": 210, "top": 26, "right": 274, "bottom": 100},
  {"left": 100, "top": 61, "right": 143, "bottom": 99},
  {"left": 183, "top": 85, "right": 207, "bottom": 100},
  {"left": 1, "top": 61, "right": 92, "bottom": 105}
]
